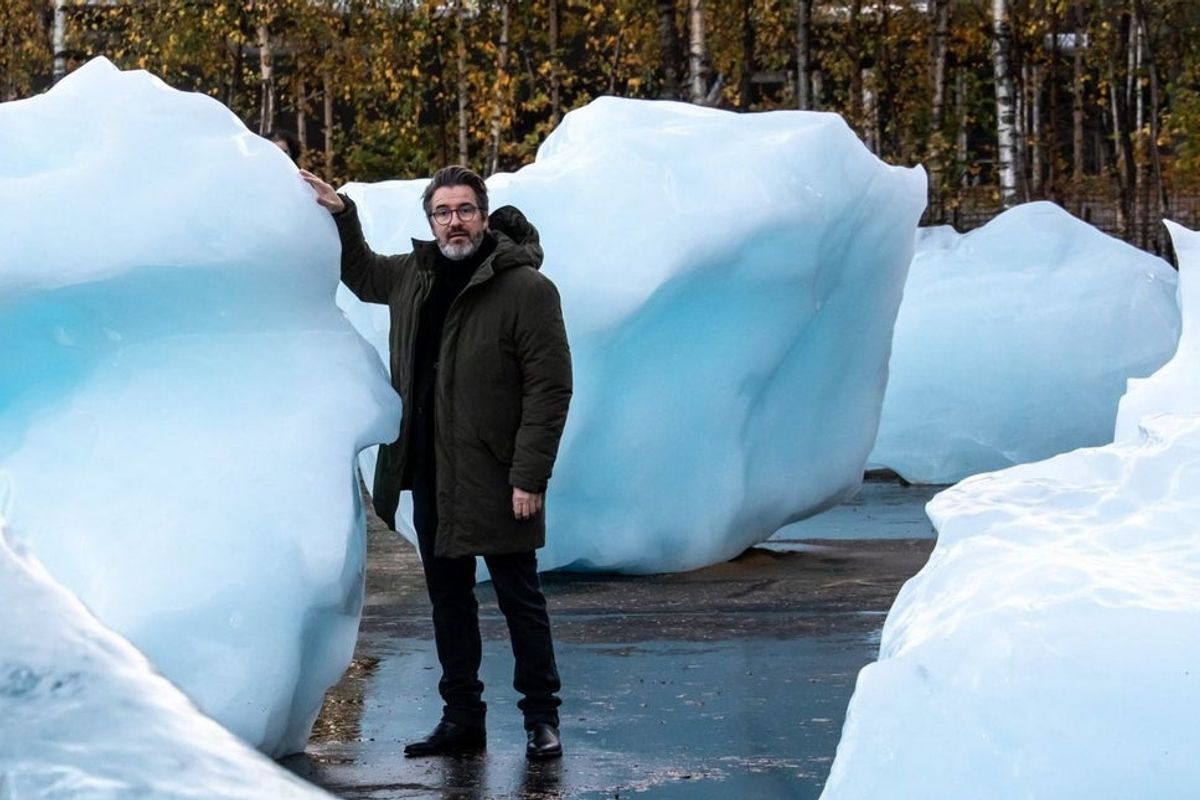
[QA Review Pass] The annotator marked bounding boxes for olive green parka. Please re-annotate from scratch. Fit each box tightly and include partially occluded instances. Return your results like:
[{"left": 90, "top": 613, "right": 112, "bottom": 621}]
[{"left": 335, "top": 196, "right": 572, "bottom": 558}]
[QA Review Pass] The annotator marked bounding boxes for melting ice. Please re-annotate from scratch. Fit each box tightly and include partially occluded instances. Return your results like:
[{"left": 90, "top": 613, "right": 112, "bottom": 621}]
[
  {"left": 341, "top": 96, "right": 927, "bottom": 573},
  {"left": 0, "top": 522, "right": 335, "bottom": 798},
  {"left": 822, "top": 222, "right": 1200, "bottom": 798},
  {"left": 870, "top": 201, "right": 1180, "bottom": 484},
  {"left": 0, "top": 58, "right": 400, "bottom": 756}
]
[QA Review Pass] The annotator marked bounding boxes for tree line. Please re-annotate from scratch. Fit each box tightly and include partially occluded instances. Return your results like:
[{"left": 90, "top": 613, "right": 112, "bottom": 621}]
[{"left": 3, "top": 1, "right": 1200, "bottom": 252}]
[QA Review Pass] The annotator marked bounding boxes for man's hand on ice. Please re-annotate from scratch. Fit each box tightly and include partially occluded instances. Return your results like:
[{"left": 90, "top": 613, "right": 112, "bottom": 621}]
[{"left": 299, "top": 169, "right": 346, "bottom": 214}]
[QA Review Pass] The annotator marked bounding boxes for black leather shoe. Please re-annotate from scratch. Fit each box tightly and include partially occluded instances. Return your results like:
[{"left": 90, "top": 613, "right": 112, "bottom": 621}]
[
  {"left": 525, "top": 722, "right": 563, "bottom": 760},
  {"left": 403, "top": 720, "right": 486, "bottom": 757}
]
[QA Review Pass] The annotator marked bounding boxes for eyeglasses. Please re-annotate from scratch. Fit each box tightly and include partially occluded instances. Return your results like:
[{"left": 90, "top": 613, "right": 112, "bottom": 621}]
[{"left": 429, "top": 204, "right": 480, "bottom": 226}]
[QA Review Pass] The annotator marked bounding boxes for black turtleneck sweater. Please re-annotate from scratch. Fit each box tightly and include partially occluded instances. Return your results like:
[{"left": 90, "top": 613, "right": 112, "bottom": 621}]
[{"left": 408, "top": 235, "right": 497, "bottom": 476}]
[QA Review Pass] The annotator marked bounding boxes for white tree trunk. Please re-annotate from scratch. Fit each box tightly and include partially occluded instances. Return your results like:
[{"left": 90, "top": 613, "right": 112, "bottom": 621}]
[
  {"left": 928, "top": 0, "right": 950, "bottom": 220},
  {"left": 931, "top": 0, "right": 949, "bottom": 129},
  {"left": 688, "top": 0, "right": 707, "bottom": 104},
  {"left": 257, "top": 22, "right": 275, "bottom": 135},
  {"left": 992, "top": 0, "right": 1019, "bottom": 208},
  {"left": 52, "top": 0, "right": 67, "bottom": 83},
  {"left": 456, "top": 0, "right": 469, "bottom": 165},
  {"left": 862, "top": 67, "right": 880, "bottom": 154},
  {"left": 487, "top": 0, "right": 510, "bottom": 176}
]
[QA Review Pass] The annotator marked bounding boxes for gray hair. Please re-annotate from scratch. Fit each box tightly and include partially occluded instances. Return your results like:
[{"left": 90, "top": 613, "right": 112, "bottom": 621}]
[{"left": 421, "top": 165, "right": 489, "bottom": 217}]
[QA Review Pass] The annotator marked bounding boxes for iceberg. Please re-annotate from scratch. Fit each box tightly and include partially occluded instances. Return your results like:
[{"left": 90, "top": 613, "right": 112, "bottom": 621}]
[
  {"left": 0, "top": 522, "right": 334, "bottom": 798},
  {"left": 0, "top": 59, "right": 400, "bottom": 756},
  {"left": 1116, "top": 220, "right": 1200, "bottom": 439},
  {"left": 341, "top": 96, "right": 926, "bottom": 573},
  {"left": 821, "top": 222, "right": 1200, "bottom": 797},
  {"left": 870, "top": 202, "right": 1179, "bottom": 484}
]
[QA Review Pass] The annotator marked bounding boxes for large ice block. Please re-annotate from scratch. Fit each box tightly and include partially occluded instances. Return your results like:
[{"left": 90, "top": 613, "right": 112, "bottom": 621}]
[
  {"left": 871, "top": 202, "right": 1179, "bottom": 484},
  {"left": 822, "top": 221, "right": 1200, "bottom": 799},
  {"left": 341, "top": 97, "right": 927, "bottom": 573},
  {"left": 0, "top": 522, "right": 335, "bottom": 797},
  {"left": 0, "top": 58, "right": 400, "bottom": 756}
]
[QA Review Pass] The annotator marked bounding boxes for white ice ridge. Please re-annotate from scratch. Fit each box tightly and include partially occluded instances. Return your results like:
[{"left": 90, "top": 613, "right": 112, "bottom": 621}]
[
  {"left": 870, "top": 201, "right": 1180, "bottom": 485},
  {"left": 0, "top": 522, "right": 335, "bottom": 799},
  {"left": 821, "top": 222, "right": 1200, "bottom": 799},
  {"left": 0, "top": 58, "right": 400, "bottom": 756},
  {"left": 341, "top": 96, "right": 927, "bottom": 573},
  {"left": 1116, "top": 220, "right": 1200, "bottom": 439}
]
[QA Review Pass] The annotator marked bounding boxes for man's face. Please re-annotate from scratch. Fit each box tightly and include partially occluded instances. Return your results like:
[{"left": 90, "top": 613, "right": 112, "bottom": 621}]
[{"left": 429, "top": 185, "right": 488, "bottom": 261}]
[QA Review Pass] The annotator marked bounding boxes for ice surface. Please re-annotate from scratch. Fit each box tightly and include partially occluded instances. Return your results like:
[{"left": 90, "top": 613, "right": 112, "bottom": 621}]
[
  {"left": 341, "top": 97, "right": 926, "bottom": 573},
  {"left": 821, "top": 222, "right": 1200, "bottom": 799},
  {"left": 1116, "top": 220, "right": 1198, "bottom": 439},
  {"left": 0, "top": 521, "right": 334, "bottom": 798},
  {"left": 870, "top": 202, "right": 1179, "bottom": 484},
  {"left": 0, "top": 59, "right": 400, "bottom": 756}
]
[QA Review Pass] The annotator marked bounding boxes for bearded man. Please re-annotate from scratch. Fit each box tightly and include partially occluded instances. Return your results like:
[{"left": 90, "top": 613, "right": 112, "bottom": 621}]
[{"left": 302, "top": 165, "right": 572, "bottom": 760}]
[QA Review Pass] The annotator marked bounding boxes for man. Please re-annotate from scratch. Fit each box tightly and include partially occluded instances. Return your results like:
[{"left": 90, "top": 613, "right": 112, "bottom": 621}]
[{"left": 300, "top": 165, "right": 572, "bottom": 760}]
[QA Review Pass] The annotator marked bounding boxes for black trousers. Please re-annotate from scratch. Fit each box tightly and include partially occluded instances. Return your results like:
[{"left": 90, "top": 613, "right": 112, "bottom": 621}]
[{"left": 410, "top": 463, "right": 562, "bottom": 730}]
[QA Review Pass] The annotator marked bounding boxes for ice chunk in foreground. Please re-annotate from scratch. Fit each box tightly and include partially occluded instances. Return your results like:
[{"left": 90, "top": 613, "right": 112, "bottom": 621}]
[
  {"left": 342, "top": 97, "right": 926, "bottom": 573},
  {"left": 821, "top": 223, "right": 1200, "bottom": 799},
  {"left": 0, "top": 59, "right": 400, "bottom": 755},
  {"left": 870, "top": 201, "right": 1179, "bottom": 484},
  {"left": 0, "top": 522, "right": 334, "bottom": 799}
]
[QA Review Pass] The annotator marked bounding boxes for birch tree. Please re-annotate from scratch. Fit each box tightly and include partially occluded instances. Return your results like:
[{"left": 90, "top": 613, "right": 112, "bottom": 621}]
[
  {"left": 993, "top": 0, "right": 1019, "bottom": 207},
  {"left": 688, "top": 0, "right": 708, "bottom": 104},
  {"left": 52, "top": 0, "right": 67, "bottom": 83},
  {"left": 256, "top": 17, "right": 275, "bottom": 135},
  {"left": 928, "top": 0, "right": 950, "bottom": 220},
  {"left": 456, "top": 0, "right": 469, "bottom": 165},
  {"left": 487, "top": 0, "right": 510, "bottom": 176}
]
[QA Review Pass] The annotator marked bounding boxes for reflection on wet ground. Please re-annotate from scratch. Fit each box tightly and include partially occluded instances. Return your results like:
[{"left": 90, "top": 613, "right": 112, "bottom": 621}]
[
  {"left": 291, "top": 633, "right": 872, "bottom": 799},
  {"left": 768, "top": 480, "right": 941, "bottom": 545},
  {"left": 284, "top": 480, "right": 938, "bottom": 799}
]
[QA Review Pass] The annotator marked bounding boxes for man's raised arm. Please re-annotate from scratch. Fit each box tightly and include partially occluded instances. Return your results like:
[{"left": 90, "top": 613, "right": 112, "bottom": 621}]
[{"left": 300, "top": 169, "right": 401, "bottom": 305}]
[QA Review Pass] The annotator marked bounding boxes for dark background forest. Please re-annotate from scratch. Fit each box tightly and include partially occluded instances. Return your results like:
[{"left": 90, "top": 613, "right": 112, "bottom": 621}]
[{"left": 5, "top": 1, "right": 1200, "bottom": 254}]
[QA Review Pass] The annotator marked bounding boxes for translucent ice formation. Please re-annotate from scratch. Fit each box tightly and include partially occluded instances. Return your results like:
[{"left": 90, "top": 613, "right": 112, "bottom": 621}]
[
  {"left": 870, "top": 202, "right": 1179, "bottom": 484},
  {"left": 0, "top": 522, "right": 334, "bottom": 798},
  {"left": 1116, "top": 220, "right": 1199, "bottom": 439},
  {"left": 0, "top": 59, "right": 400, "bottom": 756},
  {"left": 821, "top": 222, "right": 1200, "bottom": 798},
  {"left": 341, "top": 97, "right": 926, "bottom": 573}
]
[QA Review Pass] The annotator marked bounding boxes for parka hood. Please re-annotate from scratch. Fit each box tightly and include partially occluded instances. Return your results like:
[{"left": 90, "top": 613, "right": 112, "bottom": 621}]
[{"left": 488, "top": 205, "right": 544, "bottom": 272}]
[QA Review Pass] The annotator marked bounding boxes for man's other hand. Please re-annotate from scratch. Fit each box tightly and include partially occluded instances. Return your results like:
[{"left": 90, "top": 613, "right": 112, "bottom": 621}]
[
  {"left": 512, "top": 488, "right": 544, "bottom": 520},
  {"left": 299, "top": 169, "right": 346, "bottom": 214}
]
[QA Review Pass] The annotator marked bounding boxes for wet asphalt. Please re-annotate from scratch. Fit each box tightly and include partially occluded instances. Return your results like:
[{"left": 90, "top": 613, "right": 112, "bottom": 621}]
[{"left": 282, "top": 480, "right": 940, "bottom": 799}]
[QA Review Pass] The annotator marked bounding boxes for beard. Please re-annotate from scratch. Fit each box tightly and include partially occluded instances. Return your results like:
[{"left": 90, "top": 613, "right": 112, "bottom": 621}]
[{"left": 438, "top": 228, "right": 485, "bottom": 260}]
